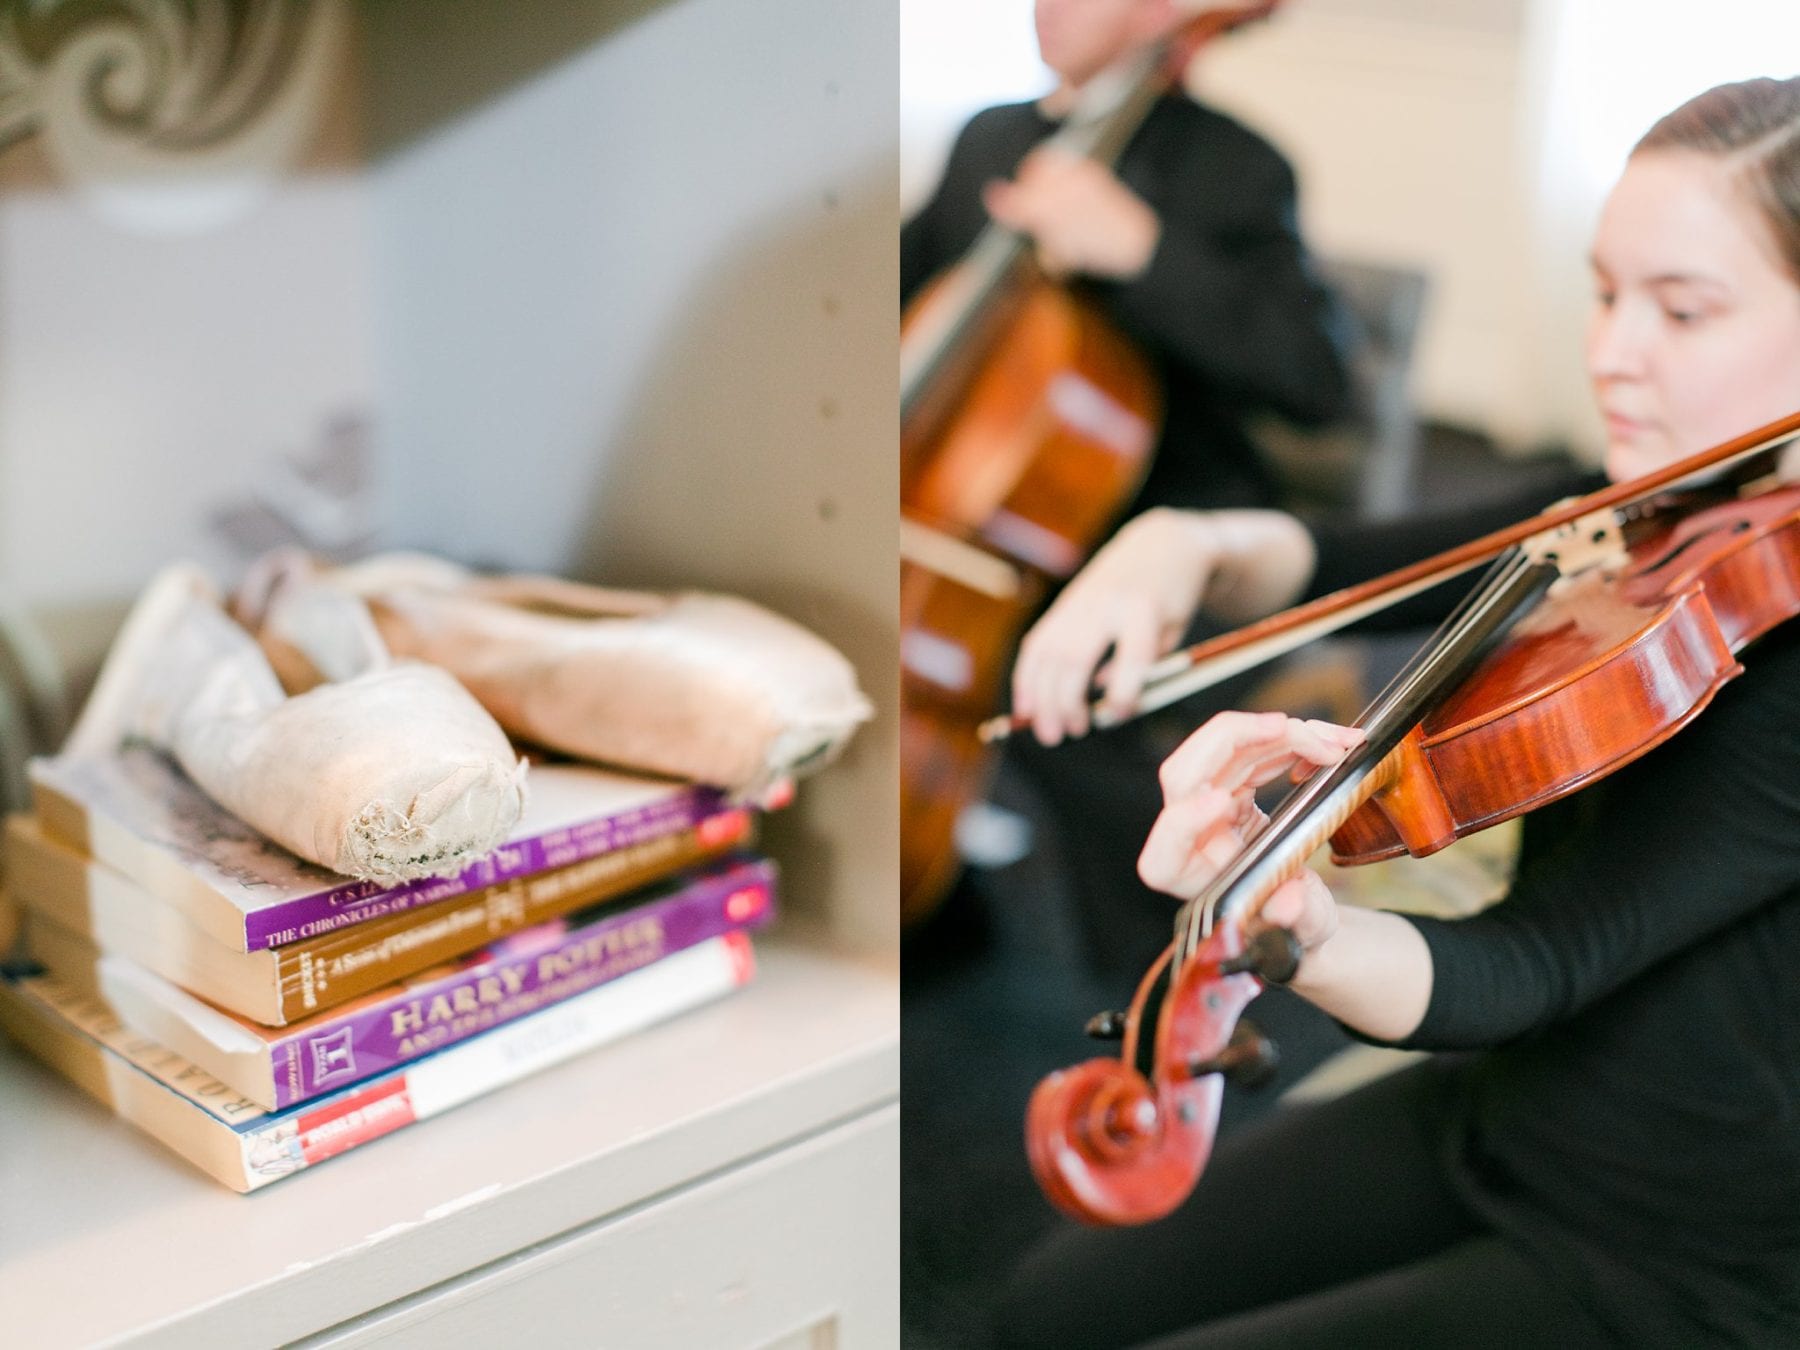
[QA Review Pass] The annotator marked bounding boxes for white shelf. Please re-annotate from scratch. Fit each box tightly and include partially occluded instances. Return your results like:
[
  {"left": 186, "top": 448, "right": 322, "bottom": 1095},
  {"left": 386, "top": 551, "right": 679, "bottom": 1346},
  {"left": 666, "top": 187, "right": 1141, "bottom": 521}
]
[{"left": 0, "top": 933, "right": 898, "bottom": 1349}]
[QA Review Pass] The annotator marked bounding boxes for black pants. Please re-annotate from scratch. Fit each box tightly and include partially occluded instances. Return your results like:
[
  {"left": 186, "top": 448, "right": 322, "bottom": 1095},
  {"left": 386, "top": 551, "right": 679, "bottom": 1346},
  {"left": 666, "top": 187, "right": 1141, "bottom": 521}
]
[
  {"left": 998, "top": 617, "right": 1368, "bottom": 988},
  {"left": 991, "top": 1059, "right": 1616, "bottom": 1349},
  {"left": 1001, "top": 612, "right": 1270, "bottom": 988},
  {"left": 1003, "top": 718, "right": 1184, "bottom": 985}
]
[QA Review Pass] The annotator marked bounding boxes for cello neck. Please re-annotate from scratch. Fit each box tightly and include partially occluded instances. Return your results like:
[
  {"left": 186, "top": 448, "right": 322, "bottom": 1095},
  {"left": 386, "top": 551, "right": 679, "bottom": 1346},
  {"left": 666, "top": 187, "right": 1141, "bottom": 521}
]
[
  {"left": 899, "top": 226, "right": 1033, "bottom": 430},
  {"left": 898, "top": 52, "right": 1164, "bottom": 428},
  {"left": 1045, "top": 41, "right": 1169, "bottom": 171}
]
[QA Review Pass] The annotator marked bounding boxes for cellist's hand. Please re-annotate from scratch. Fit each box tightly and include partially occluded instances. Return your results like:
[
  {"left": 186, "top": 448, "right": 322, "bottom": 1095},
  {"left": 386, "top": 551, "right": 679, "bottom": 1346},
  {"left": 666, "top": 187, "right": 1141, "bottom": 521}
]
[
  {"left": 1011, "top": 508, "right": 1318, "bottom": 745},
  {"left": 983, "top": 147, "right": 1161, "bottom": 279},
  {"left": 1138, "top": 711, "right": 1363, "bottom": 953}
]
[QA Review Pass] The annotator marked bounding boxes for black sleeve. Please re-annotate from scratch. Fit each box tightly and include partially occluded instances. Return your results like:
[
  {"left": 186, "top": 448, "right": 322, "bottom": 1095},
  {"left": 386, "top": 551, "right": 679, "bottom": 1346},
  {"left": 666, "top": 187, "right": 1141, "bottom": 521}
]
[
  {"left": 1298, "top": 467, "right": 1607, "bottom": 631},
  {"left": 1382, "top": 624, "right": 1800, "bottom": 1050},
  {"left": 902, "top": 109, "right": 1008, "bottom": 306},
  {"left": 902, "top": 177, "right": 951, "bottom": 307},
  {"left": 1093, "top": 120, "right": 1351, "bottom": 427}
]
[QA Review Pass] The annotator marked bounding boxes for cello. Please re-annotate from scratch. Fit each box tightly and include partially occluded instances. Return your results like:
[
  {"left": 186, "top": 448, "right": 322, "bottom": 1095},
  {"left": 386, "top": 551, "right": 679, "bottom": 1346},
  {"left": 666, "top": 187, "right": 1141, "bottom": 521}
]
[
  {"left": 1020, "top": 409, "right": 1800, "bottom": 1225},
  {"left": 900, "top": 0, "right": 1281, "bottom": 926}
]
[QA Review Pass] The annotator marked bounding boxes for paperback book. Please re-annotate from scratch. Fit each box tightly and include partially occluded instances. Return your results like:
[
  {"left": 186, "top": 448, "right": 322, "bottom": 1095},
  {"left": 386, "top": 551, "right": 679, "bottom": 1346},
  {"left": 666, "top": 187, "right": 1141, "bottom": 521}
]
[
  {"left": 0, "top": 931, "right": 757, "bottom": 1193},
  {"left": 30, "top": 745, "right": 729, "bottom": 951},
  {"left": 4, "top": 806, "right": 753, "bottom": 1024},
  {"left": 53, "top": 854, "right": 777, "bottom": 1109}
]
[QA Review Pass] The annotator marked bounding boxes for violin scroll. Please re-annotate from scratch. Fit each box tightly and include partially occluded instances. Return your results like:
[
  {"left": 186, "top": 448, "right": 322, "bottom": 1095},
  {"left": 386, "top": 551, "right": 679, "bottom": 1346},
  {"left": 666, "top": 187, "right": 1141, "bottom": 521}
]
[{"left": 1024, "top": 922, "right": 1296, "bottom": 1225}]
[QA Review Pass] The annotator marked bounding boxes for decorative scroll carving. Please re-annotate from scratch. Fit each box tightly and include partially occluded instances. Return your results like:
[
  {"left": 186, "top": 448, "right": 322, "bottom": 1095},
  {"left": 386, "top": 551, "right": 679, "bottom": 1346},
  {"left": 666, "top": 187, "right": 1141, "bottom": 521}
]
[{"left": 0, "top": 0, "right": 344, "bottom": 233}]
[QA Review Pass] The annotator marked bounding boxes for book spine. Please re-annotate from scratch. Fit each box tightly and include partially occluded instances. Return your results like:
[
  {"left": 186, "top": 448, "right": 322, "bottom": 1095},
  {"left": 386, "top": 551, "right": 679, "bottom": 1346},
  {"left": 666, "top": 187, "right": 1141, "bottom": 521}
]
[
  {"left": 268, "top": 858, "right": 775, "bottom": 1108},
  {"left": 239, "top": 934, "right": 756, "bottom": 1189},
  {"left": 270, "top": 807, "right": 754, "bottom": 1022},
  {"left": 244, "top": 784, "right": 730, "bottom": 950}
]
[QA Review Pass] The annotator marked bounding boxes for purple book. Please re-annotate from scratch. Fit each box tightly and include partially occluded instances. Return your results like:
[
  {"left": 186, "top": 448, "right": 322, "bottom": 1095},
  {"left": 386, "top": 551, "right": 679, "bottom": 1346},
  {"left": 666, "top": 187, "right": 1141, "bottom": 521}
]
[
  {"left": 91, "top": 853, "right": 778, "bottom": 1110},
  {"left": 30, "top": 745, "right": 729, "bottom": 951}
]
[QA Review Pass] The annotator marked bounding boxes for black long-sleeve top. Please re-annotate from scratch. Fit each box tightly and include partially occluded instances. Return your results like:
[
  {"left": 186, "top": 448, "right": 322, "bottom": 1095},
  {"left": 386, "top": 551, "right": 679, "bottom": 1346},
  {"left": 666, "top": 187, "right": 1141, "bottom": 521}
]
[
  {"left": 1305, "top": 485, "right": 1800, "bottom": 1345},
  {"left": 902, "top": 96, "right": 1351, "bottom": 512}
]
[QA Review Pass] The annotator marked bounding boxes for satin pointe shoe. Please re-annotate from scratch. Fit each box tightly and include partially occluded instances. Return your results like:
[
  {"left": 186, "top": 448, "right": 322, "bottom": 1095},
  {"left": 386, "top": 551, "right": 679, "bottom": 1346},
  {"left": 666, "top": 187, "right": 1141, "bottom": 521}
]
[
  {"left": 241, "top": 551, "right": 872, "bottom": 802},
  {"left": 63, "top": 562, "right": 527, "bottom": 883}
]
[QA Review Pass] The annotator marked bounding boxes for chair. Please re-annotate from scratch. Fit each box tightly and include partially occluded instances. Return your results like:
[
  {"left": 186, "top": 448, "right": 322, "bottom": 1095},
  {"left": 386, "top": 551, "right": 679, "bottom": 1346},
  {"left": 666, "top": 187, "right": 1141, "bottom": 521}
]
[
  {"left": 1256, "top": 256, "right": 1431, "bottom": 520},
  {"left": 1240, "top": 258, "right": 1431, "bottom": 731}
]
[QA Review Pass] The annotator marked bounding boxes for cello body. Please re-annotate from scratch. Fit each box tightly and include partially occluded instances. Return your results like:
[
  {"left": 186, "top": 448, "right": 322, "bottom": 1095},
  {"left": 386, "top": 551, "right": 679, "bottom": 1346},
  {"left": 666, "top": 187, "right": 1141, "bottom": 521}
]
[
  {"left": 900, "top": 274, "right": 1159, "bottom": 926},
  {"left": 897, "top": 2, "right": 1283, "bottom": 926}
]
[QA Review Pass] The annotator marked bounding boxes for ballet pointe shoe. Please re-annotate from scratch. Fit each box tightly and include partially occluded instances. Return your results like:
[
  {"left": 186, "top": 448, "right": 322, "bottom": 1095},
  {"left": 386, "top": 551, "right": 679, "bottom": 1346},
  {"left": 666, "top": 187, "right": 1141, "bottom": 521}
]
[
  {"left": 64, "top": 563, "right": 526, "bottom": 883},
  {"left": 260, "top": 552, "right": 872, "bottom": 801},
  {"left": 233, "top": 546, "right": 389, "bottom": 692}
]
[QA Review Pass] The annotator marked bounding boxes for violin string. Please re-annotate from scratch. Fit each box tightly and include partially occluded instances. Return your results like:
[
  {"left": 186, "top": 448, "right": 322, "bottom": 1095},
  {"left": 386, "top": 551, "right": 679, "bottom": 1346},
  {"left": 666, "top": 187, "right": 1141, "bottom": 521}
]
[
  {"left": 1171, "top": 546, "right": 1544, "bottom": 969},
  {"left": 1199, "top": 545, "right": 1542, "bottom": 953}
]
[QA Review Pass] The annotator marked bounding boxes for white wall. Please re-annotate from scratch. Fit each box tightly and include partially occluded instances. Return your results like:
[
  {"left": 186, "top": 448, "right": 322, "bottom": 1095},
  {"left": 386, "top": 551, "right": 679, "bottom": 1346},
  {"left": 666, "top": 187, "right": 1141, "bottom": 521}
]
[
  {"left": 0, "top": 1, "right": 899, "bottom": 948},
  {"left": 900, "top": 0, "right": 1046, "bottom": 212},
  {"left": 1193, "top": 4, "right": 1545, "bottom": 447},
  {"left": 366, "top": 0, "right": 900, "bottom": 950}
]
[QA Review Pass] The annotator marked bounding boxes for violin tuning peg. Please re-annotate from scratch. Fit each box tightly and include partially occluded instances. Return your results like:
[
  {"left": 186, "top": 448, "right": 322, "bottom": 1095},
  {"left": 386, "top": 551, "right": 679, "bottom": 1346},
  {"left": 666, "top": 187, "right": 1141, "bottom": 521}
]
[
  {"left": 1225, "top": 1021, "right": 1280, "bottom": 1090},
  {"left": 1084, "top": 1009, "right": 1128, "bottom": 1041},
  {"left": 1185, "top": 1020, "right": 1280, "bottom": 1090},
  {"left": 1217, "top": 928, "right": 1303, "bottom": 985}
]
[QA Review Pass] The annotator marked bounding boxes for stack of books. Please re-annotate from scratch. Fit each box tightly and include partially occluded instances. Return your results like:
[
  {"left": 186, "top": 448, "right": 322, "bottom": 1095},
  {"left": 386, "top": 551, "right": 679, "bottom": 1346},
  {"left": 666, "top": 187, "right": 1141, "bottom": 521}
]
[{"left": 0, "top": 742, "right": 779, "bottom": 1191}]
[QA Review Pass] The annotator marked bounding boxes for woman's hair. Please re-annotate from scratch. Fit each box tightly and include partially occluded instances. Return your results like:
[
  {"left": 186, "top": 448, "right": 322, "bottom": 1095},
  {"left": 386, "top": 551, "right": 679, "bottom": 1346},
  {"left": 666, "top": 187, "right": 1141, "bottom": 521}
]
[{"left": 1635, "top": 76, "right": 1800, "bottom": 281}]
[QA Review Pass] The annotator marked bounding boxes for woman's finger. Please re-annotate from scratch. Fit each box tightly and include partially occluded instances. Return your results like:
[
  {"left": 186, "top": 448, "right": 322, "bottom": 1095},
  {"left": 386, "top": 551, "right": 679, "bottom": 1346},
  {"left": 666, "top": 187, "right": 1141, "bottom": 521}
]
[
  {"left": 1015, "top": 620, "right": 1066, "bottom": 740},
  {"left": 1220, "top": 738, "right": 1341, "bottom": 793},
  {"left": 1160, "top": 711, "right": 1361, "bottom": 801},
  {"left": 1258, "top": 879, "right": 1308, "bottom": 929},
  {"left": 1099, "top": 603, "right": 1161, "bottom": 719},
  {"left": 1026, "top": 652, "right": 1069, "bottom": 746},
  {"left": 1056, "top": 661, "right": 1093, "bottom": 740},
  {"left": 1158, "top": 711, "right": 1292, "bottom": 799},
  {"left": 1023, "top": 626, "right": 1103, "bottom": 744},
  {"left": 1138, "top": 787, "right": 1239, "bottom": 897},
  {"left": 1248, "top": 871, "right": 1336, "bottom": 950}
]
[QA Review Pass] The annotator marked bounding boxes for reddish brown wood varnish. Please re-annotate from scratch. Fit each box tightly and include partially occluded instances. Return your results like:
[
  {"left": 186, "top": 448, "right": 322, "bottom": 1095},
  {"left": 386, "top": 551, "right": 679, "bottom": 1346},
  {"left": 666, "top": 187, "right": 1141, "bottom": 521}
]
[{"left": 1332, "top": 485, "right": 1800, "bottom": 863}]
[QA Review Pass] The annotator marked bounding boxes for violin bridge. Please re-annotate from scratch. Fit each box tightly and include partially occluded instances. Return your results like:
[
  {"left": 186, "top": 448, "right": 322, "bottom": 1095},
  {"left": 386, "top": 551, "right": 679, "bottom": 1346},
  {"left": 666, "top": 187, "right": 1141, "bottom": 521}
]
[{"left": 1521, "top": 506, "right": 1626, "bottom": 576}]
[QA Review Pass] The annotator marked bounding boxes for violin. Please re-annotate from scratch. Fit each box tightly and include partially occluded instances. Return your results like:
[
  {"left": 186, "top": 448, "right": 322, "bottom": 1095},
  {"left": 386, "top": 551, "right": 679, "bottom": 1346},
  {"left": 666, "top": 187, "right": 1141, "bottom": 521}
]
[
  {"left": 1024, "top": 409, "right": 1800, "bottom": 1226},
  {"left": 900, "top": 1, "right": 1281, "bottom": 927}
]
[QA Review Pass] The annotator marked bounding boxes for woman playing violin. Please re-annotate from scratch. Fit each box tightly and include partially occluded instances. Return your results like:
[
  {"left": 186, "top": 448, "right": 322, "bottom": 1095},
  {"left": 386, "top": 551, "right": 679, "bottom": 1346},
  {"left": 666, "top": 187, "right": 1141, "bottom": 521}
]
[{"left": 997, "top": 76, "right": 1800, "bottom": 1348}]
